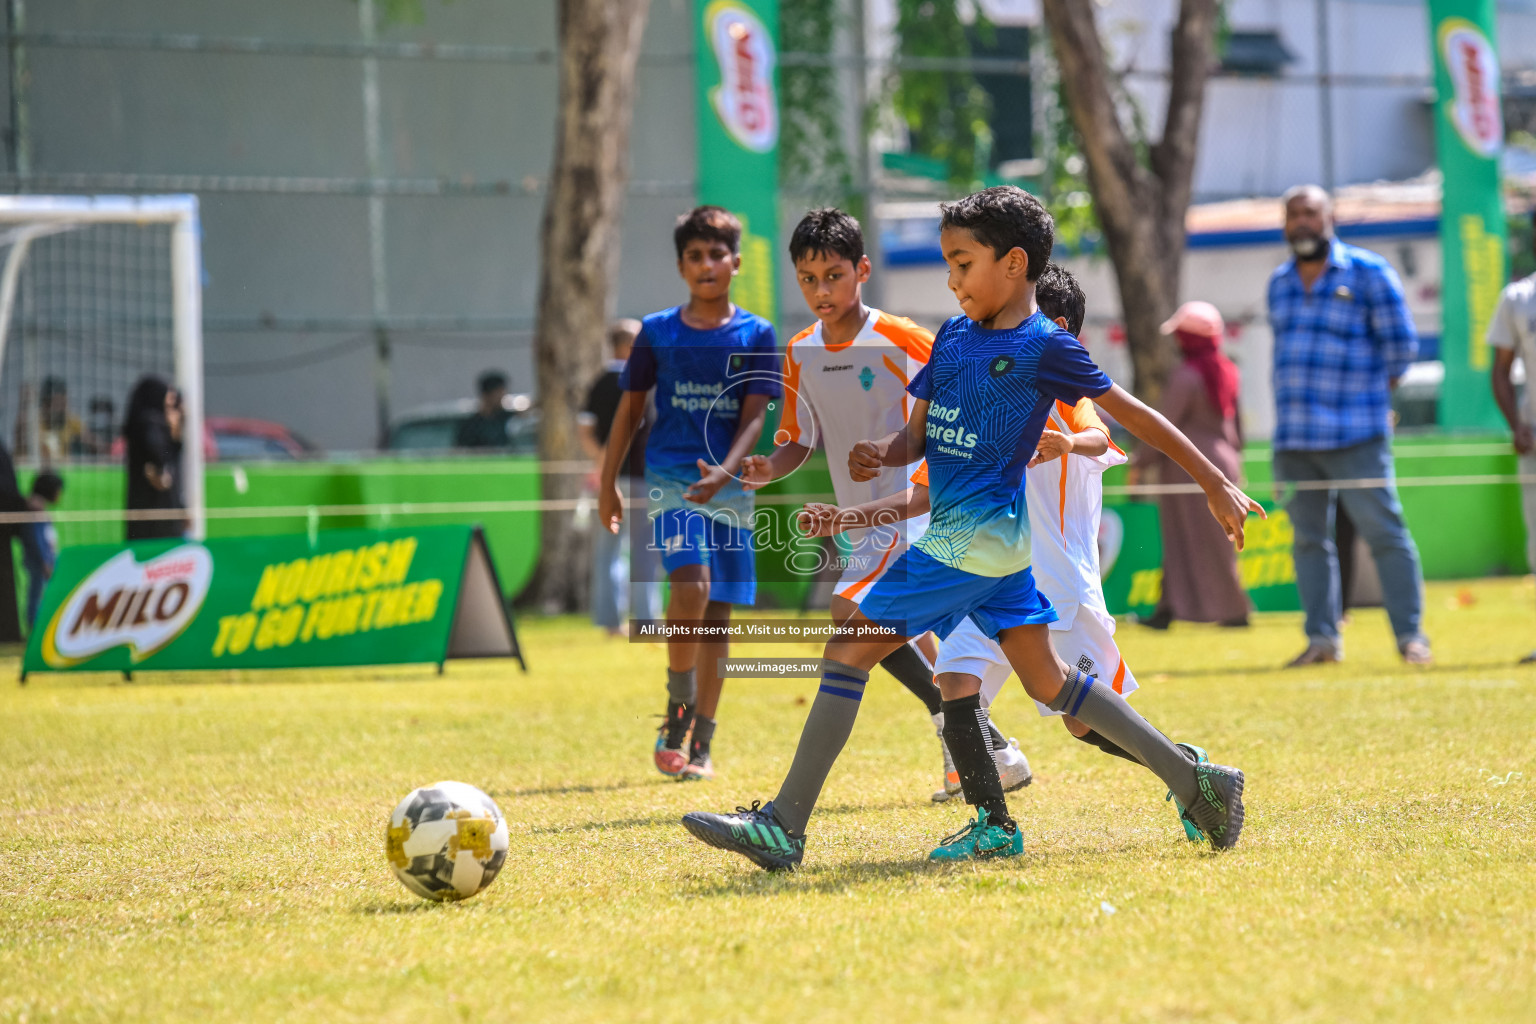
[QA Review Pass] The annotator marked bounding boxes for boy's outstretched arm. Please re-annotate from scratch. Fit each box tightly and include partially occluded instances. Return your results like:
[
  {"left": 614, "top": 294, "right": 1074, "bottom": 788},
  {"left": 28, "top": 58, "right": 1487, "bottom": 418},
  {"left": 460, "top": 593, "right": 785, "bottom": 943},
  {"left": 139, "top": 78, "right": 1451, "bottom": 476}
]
[
  {"left": 597, "top": 389, "right": 649, "bottom": 535},
  {"left": 797, "top": 485, "right": 932, "bottom": 538},
  {"left": 849, "top": 399, "right": 929, "bottom": 482},
  {"left": 740, "top": 440, "right": 812, "bottom": 491},
  {"left": 1027, "top": 427, "right": 1109, "bottom": 467},
  {"left": 685, "top": 392, "right": 774, "bottom": 504},
  {"left": 1094, "top": 384, "right": 1265, "bottom": 549}
]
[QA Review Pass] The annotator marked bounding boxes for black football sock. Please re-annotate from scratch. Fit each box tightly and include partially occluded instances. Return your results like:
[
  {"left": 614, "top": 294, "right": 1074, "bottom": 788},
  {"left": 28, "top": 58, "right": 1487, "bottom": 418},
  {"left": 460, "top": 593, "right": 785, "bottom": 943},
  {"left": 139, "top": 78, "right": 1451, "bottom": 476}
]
[
  {"left": 667, "top": 667, "right": 697, "bottom": 706},
  {"left": 940, "top": 694, "right": 1014, "bottom": 831},
  {"left": 878, "top": 643, "right": 942, "bottom": 716},
  {"left": 664, "top": 668, "right": 696, "bottom": 747},
  {"left": 1076, "top": 728, "right": 1142, "bottom": 765},
  {"left": 688, "top": 715, "right": 716, "bottom": 763},
  {"left": 771, "top": 660, "right": 868, "bottom": 836},
  {"left": 1050, "top": 668, "right": 1200, "bottom": 809}
]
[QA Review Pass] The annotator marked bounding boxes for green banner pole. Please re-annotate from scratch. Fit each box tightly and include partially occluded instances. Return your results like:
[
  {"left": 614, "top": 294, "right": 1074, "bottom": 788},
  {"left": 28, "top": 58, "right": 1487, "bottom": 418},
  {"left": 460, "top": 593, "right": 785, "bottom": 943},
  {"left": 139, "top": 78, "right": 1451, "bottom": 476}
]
[
  {"left": 1427, "top": 1, "right": 1507, "bottom": 430},
  {"left": 694, "top": 0, "right": 780, "bottom": 325}
]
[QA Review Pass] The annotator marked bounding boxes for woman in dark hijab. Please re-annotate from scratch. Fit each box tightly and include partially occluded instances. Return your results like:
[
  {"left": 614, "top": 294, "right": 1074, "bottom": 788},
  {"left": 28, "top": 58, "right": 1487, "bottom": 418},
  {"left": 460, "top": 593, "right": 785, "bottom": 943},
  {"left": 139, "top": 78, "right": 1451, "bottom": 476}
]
[
  {"left": 1131, "top": 301, "right": 1250, "bottom": 629},
  {"left": 124, "top": 375, "right": 186, "bottom": 541}
]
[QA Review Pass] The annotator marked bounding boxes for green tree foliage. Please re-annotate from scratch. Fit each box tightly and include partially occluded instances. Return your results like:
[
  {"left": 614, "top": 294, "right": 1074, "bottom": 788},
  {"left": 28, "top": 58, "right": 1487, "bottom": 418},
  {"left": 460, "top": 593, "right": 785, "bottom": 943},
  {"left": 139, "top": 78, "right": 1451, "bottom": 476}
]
[
  {"left": 351, "top": 0, "right": 434, "bottom": 26},
  {"left": 888, "top": 0, "right": 993, "bottom": 187},
  {"left": 779, "top": 0, "right": 853, "bottom": 205}
]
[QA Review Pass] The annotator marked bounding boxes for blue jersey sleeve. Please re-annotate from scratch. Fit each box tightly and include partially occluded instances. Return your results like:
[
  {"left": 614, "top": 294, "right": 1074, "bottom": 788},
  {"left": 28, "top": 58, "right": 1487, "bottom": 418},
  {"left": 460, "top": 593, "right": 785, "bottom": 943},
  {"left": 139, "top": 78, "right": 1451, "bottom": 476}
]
[
  {"left": 744, "top": 320, "right": 783, "bottom": 397},
  {"left": 1036, "top": 330, "right": 1112, "bottom": 404},
  {"left": 907, "top": 361, "right": 933, "bottom": 401},
  {"left": 618, "top": 324, "right": 657, "bottom": 392}
]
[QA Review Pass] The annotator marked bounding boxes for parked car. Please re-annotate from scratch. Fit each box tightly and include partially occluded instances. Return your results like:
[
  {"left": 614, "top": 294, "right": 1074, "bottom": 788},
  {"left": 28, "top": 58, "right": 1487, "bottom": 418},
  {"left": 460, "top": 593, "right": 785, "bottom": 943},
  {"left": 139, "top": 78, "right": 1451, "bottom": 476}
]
[
  {"left": 208, "top": 417, "right": 318, "bottom": 460},
  {"left": 387, "top": 393, "right": 538, "bottom": 453},
  {"left": 109, "top": 417, "right": 317, "bottom": 461}
]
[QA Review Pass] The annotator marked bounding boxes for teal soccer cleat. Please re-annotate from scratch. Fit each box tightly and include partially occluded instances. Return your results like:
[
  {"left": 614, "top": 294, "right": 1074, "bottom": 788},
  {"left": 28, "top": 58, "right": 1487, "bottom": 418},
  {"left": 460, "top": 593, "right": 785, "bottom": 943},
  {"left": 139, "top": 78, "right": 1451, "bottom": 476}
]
[
  {"left": 928, "top": 807, "right": 1023, "bottom": 862},
  {"left": 1167, "top": 742, "right": 1209, "bottom": 842}
]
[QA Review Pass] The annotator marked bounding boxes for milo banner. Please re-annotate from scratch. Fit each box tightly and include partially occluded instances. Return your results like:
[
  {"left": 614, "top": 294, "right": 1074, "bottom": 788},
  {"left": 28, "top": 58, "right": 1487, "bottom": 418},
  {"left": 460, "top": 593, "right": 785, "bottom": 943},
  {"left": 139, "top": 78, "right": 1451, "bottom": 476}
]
[
  {"left": 1428, "top": 1, "right": 1507, "bottom": 430},
  {"left": 695, "top": 0, "right": 779, "bottom": 323},
  {"left": 1100, "top": 502, "right": 1300, "bottom": 617},
  {"left": 22, "top": 525, "right": 524, "bottom": 679}
]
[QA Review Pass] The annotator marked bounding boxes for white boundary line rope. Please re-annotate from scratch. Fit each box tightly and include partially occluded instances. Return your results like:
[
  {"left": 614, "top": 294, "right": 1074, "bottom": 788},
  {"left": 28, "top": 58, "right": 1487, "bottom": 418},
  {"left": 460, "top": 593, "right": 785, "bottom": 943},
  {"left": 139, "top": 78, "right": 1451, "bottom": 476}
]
[{"left": 6, "top": 472, "right": 1532, "bottom": 525}]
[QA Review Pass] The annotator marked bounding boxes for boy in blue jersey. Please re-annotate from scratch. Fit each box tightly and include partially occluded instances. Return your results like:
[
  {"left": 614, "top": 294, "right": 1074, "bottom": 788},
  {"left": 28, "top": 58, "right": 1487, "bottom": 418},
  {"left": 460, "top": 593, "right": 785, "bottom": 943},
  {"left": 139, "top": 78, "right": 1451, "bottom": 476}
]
[
  {"left": 683, "top": 187, "right": 1261, "bottom": 868},
  {"left": 598, "top": 206, "right": 781, "bottom": 781}
]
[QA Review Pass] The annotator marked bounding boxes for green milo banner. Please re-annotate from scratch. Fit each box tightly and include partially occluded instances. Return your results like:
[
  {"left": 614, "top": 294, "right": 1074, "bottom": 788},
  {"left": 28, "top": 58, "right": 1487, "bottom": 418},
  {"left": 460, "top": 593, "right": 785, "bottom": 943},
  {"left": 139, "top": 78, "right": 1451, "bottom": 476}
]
[
  {"left": 1427, "top": 1, "right": 1507, "bottom": 430},
  {"left": 1100, "top": 503, "right": 1300, "bottom": 618},
  {"left": 695, "top": 0, "right": 779, "bottom": 323},
  {"left": 22, "top": 525, "right": 522, "bottom": 678}
]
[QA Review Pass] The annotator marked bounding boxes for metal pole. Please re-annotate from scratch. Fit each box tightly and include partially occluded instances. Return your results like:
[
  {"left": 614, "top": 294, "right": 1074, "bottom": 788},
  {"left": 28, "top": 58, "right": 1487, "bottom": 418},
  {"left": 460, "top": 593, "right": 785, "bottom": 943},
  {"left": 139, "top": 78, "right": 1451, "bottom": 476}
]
[
  {"left": 7, "top": 0, "right": 29, "bottom": 181},
  {"left": 171, "top": 201, "right": 206, "bottom": 539},
  {"left": 1315, "top": 0, "right": 1336, "bottom": 190},
  {"left": 851, "top": 0, "right": 880, "bottom": 309},
  {"left": 359, "top": 0, "right": 391, "bottom": 448}
]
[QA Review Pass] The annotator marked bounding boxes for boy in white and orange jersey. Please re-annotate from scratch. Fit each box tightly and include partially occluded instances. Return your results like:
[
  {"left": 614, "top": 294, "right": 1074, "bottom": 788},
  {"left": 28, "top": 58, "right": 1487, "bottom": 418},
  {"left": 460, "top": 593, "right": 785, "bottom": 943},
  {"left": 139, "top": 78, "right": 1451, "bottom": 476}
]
[
  {"left": 801, "top": 263, "right": 1208, "bottom": 840},
  {"left": 740, "top": 208, "right": 1032, "bottom": 799}
]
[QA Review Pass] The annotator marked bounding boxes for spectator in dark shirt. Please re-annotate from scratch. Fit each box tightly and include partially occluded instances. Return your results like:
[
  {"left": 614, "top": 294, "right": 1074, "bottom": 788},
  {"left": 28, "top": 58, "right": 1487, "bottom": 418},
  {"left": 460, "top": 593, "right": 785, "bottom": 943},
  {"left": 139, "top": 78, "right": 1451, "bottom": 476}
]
[
  {"left": 579, "top": 319, "right": 658, "bottom": 633},
  {"left": 0, "top": 440, "right": 27, "bottom": 641},
  {"left": 21, "top": 471, "right": 62, "bottom": 630},
  {"left": 124, "top": 376, "right": 186, "bottom": 542},
  {"left": 454, "top": 371, "right": 512, "bottom": 449}
]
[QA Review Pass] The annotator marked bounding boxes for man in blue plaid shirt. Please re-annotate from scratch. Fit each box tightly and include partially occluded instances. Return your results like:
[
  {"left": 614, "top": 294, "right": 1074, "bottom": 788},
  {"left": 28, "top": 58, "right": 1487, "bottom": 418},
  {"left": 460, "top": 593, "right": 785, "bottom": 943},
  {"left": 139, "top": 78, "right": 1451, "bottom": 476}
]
[{"left": 1267, "top": 185, "right": 1431, "bottom": 667}]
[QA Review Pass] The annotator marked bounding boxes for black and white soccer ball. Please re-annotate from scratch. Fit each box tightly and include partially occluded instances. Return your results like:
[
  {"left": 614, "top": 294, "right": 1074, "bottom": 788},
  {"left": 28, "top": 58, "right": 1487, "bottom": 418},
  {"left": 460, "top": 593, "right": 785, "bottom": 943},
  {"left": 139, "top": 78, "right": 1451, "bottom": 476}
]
[{"left": 385, "top": 781, "right": 509, "bottom": 902}]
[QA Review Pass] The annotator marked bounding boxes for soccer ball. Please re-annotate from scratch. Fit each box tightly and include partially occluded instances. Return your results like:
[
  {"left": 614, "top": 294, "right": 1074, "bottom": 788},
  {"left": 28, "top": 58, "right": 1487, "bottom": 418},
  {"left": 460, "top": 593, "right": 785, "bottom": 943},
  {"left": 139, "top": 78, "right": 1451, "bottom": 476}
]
[{"left": 385, "top": 781, "right": 509, "bottom": 902}]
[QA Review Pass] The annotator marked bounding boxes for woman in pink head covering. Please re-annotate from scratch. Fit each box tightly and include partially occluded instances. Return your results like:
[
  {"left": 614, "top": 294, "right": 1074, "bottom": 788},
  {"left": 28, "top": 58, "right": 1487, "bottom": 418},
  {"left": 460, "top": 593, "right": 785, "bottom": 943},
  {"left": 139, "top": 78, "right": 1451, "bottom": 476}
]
[{"left": 1133, "top": 301, "right": 1250, "bottom": 629}]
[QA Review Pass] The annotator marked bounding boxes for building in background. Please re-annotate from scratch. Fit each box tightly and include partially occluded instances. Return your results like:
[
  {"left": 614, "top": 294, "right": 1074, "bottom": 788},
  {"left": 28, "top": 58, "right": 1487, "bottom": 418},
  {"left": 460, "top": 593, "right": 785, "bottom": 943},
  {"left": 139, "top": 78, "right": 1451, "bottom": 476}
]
[{"left": 2, "top": 0, "right": 1533, "bottom": 449}]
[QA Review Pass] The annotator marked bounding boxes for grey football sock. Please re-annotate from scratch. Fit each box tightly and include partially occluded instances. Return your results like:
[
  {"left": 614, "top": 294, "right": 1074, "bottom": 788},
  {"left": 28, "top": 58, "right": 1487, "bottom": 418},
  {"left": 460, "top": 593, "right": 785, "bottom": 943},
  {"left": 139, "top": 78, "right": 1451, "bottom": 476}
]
[
  {"left": 1049, "top": 668, "right": 1201, "bottom": 808},
  {"left": 666, "top": 667, "right": 696, "bottom": 706},
  {"left": 771, "top": 660, "right": 868, "bottom": 836}
]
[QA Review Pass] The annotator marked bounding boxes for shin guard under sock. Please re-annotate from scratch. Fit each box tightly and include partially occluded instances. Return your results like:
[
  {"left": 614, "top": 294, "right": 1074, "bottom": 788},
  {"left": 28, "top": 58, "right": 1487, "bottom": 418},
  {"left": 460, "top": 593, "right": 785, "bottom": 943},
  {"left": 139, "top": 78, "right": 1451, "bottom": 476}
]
[
  {"left": 1077, "top": 728, "right": 1141, "bottom": 765},
  {"left": 878, "top": 643, "right": 943, "bottom": 716},
  {"left": 940, "top": 694, "right": 1014, "bottom": 830},
  {"left": 1049, "top": 668, "right": 1200, "bottom": 808},
  {"left": 688, "top": 715, "right": 716, "bottom": 762},
  {"left": 666, "top": 667, "right": 697, "bottom": 706},
  {"left": 772, "top": 660, "right": 868, "bottom": 836}
]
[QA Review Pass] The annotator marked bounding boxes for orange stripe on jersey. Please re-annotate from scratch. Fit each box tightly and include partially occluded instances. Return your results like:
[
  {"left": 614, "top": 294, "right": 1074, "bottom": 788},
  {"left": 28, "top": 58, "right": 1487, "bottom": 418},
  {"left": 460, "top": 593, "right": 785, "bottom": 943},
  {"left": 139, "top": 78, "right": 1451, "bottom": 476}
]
[
  {"left": 1056, "top": 398, "right": 1125, "bottom": 456},
  {"left": 910, "top": 460, "right": 929, "bottom": 487},
  {"left": 882, "top": 353, "right": 908, "bottom": 387},
  {"left": 1111, "top": 657, "right": 1127, "bottom": 694},
  {"left": 871, "top": 312, "right": 934, "bottom": 364},
  {"left": 779, "top": 327, "right": 816, "bottom": 444},
  {"left": 834, "top": 531, "right": 901, "bottom": 599},
  {"left": 1058, "top": 451, "right": 1070, "bottom": 531}
]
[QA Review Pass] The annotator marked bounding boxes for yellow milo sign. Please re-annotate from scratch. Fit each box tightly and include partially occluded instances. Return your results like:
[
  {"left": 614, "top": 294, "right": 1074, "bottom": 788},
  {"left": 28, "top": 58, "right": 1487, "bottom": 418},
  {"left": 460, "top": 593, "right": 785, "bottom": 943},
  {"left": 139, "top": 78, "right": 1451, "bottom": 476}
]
[
  {"left": 1116, "top": 509, "right": 1299, "bottom": 613},
  {"left": 212, "top": 537, "right": 446, "bottom": 658}
]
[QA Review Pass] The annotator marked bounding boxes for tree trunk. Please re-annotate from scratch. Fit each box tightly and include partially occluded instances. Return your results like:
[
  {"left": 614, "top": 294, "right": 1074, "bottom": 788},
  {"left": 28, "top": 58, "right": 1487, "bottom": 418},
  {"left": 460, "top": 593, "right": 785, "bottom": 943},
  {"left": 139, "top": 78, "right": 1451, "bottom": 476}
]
[
  {"left": 528, "top": 0, "right": 652, "bottom": 613},
  {"left": 1040, "top": 0, "right": 1218, "bottom": 404}
]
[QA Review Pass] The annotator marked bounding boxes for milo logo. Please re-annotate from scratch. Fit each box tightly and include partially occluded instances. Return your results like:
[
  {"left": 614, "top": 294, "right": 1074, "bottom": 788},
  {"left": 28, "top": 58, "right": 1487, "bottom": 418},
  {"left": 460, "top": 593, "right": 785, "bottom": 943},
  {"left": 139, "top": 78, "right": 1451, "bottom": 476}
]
[
  {"left": 1438, "top": 17, "right": 1503, "bottom": 158},
  {"left": 41, "top": 545, "right": 214, "bottom": 668},
  {"left": 705, "top": 1, "right": 778, "bottom": 153}
]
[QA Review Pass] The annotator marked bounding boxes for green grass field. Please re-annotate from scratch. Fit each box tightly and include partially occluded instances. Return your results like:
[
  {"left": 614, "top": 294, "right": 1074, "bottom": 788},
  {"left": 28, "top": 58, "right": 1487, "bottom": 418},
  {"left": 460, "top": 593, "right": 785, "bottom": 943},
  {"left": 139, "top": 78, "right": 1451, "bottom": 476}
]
[{"left": 3, "top": 578, "right": 1534, "bottom": 1023}]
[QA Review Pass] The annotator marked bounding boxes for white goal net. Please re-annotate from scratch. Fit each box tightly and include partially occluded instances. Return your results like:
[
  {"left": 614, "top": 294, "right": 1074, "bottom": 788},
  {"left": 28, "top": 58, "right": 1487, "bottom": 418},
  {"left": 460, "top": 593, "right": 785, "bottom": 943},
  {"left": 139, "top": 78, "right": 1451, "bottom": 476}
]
[{"left": 0, "top": 195, "right": 205, "bottom": 540}]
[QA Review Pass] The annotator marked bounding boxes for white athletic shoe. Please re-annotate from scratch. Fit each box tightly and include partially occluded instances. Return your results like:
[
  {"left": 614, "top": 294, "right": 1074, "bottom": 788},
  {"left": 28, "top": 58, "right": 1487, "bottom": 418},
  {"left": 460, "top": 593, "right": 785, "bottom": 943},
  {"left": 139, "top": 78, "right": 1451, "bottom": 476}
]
[
  {"left": 995, "top": 738, "right": 1033, "bottom": 792},
  {"left": 932, "top": 733, "right": 962, "bottom": 803}
]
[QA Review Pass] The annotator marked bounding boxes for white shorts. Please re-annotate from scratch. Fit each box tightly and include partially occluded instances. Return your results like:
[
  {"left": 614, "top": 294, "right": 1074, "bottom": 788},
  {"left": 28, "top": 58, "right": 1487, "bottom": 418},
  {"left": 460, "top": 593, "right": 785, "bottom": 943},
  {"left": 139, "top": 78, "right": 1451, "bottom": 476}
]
[
  {"left": 934, "top": 607, "right": 1139, "bottom": 716},
  {"left": 833, "top": 523, "right": 912, "bottom": 604}
]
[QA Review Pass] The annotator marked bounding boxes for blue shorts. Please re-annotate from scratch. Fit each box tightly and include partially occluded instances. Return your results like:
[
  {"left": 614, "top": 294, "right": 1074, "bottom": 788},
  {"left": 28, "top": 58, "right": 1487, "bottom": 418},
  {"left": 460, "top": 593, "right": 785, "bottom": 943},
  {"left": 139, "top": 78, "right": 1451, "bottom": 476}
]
[
  {"left": 653, "top": 508, "right": 757, "bottom": 606},
  {"left": 858, "top": 546, "right": 1057, "bottom": 641}
]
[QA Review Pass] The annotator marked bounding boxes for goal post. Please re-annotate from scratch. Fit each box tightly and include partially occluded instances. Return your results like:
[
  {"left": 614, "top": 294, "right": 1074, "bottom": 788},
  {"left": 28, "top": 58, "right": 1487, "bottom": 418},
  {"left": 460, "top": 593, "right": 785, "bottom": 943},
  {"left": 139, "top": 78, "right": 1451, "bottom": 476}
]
[{"left": 0, "top": 195, "right": 206, "bottom": 539}]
